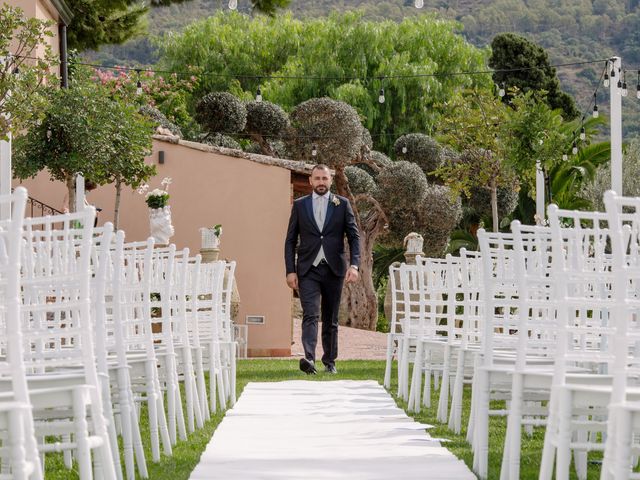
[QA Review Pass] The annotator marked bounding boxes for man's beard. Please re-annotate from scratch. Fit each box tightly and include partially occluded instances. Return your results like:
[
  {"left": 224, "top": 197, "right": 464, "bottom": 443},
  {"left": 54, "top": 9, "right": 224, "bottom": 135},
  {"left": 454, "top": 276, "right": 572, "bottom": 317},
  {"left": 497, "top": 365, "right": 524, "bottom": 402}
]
[{"left": 313, "top": 185, "right": 328, "bottom": 195}]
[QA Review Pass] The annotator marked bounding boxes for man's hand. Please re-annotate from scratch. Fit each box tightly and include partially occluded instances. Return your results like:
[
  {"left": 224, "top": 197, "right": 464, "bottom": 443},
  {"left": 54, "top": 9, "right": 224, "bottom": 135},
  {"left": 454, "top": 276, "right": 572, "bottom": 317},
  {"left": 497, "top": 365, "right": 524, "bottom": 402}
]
[
  {"left": 286, "top": 272, "right": 299, "bottom": 291},
  {"left": 345, "top": 266, "right": 359, "bottom": 284}
]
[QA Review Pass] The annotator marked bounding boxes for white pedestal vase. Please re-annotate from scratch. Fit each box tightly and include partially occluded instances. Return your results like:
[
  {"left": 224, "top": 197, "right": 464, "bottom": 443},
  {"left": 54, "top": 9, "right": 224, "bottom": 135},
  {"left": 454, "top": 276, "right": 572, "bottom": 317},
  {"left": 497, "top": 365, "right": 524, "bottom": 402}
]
[{"left": 149, "top": 206, "right": 175, "bottom": 245}]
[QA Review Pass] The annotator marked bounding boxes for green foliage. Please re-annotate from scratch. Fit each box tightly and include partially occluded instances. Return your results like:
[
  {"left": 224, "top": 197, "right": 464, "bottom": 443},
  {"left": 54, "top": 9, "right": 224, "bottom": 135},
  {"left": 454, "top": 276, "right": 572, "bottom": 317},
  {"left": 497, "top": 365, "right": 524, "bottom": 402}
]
[
  {"left": 13, "top": 74, "right": 154, "bottom": 215},
  {"left": 582, "top": 139, "right": 640, "bottom": 210},
  {"left": 344, "top": 166, "right": 377, "bottom": 196},
  {"left": 67, "top": 0, "right": 290, "bottom": 52},
  {"left": 157, "top": 11, "right": 489, "bottom": 153},
  {"left": 489, "top": 33, "right": 579, "bottom": 120},
  {"left": 245, "top": 100, "right": 289, "bottom": 137},
  {"left": 195, "top": 91, "right": 247, "bottom": 134},
  {"left": 287, "top": 97, "right": 364, "bottom": 166},
  {"left": 0, "top": 5, "right": 56, "bottom": 140},
  {"left": 201, "top": 133, "right": 242, "bottom": 149},
  {"left": 145, "top": 190, "right": 170, "bottom": 208},
  {"left": 140, "top": 105, "right": 183, "bottom": 137},
  {"left": 467, "top": 185, "right": 519, "bottom": 219},
  {"left": 394, "top": 133, "right": 443, "bottom": 176}
]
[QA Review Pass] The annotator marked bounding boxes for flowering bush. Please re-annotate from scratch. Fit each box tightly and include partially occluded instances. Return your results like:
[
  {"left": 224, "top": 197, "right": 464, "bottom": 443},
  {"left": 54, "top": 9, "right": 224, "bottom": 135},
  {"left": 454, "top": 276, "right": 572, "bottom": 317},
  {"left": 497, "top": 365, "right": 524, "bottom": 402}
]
[{"left": 139, "top": 177, "right": 172, "bottom": 209}]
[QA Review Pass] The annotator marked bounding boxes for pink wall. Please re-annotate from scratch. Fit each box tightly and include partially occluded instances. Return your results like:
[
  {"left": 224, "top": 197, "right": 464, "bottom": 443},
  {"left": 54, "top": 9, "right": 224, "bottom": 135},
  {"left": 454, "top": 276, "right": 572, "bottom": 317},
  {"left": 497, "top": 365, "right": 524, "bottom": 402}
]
[
  {"left": 14, "top": 139, "right": 295, "bottom": 357},
  {"left": 8, "top": 0, "right": 61, "bottom": 60}
]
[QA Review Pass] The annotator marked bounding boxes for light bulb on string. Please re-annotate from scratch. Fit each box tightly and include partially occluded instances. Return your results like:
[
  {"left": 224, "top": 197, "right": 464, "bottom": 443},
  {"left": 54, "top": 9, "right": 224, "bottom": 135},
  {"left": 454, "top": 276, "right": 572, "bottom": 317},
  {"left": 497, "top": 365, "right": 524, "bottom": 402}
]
[
  {"left": 562, "top": 153, "right": 568, "bottom": 161},
  {"left": 378, "top": 87, "right": 385, "bottom": 104},
  {"left": 621, "top": 71, "right": 628, "bottom": 97},
  {"left": 580, "top": 126, "right": 586, "bottom": 141},
  {"left": 256, "top": 86, "right": 262, "bottom": 102},
  {"left": 637, "top": 70, "right": 640, "bottom": 99},
  {"left": 135, "top": 70, "right": 142, "bottom": 95},
  {"left": 611, "top": 65, "right": 616, "bottom": 78},
  {"left": 498, "top": 82, "right": 505, "bottom": 97},
  {"left": 593, "top": 92, "right": 599, "bottom": 118},
  {"left": 402, "top": 146, "right": 408, "bottom": 154},
  {"left": 311, "top": 144, "right": 317, "bottom": 157},
  {"left": 604, "top": 69, "right": 610, "bottom": 87},
  {"left": 415, "top": 0, "right": 424, "bottom": 8},
  {"left": 228, "top": 0, "right": 237, "bottom": 10},
  {"left": 572, "top": 141, "right": 578, "bottom": 155}
]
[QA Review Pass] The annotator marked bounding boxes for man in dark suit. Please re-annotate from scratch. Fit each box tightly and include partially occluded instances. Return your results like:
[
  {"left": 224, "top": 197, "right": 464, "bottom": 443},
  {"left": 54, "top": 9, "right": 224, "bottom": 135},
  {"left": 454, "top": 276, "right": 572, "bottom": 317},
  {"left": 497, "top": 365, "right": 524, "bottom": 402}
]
[{"left": 285, "top": 164, "right": 361, "bottom": 375}]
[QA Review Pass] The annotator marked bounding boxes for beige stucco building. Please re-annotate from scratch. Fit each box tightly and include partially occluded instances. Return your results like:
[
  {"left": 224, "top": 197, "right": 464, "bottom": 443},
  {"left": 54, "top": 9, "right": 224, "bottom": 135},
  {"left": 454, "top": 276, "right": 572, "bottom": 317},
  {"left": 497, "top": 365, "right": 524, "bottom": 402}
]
[
  {"left": 15, "top": 136, "right": 314, "bottom": 357},
  {"left": 6, "top": 0, "right": 72, "bottom": 61}
]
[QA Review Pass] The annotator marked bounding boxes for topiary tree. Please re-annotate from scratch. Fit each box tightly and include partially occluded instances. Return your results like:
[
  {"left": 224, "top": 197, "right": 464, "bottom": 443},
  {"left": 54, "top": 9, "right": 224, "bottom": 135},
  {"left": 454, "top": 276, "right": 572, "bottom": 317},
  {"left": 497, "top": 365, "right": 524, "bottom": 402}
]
[
  {"left": 343, "top": 166, "right": 377, "bottom": 197},
  {"left": 394, "top": 133, "right": 443, "bottom": 176},
  {"left": 420, "top": 185, "right": 463, "bottom": 257},
  {"left": 139, "top": 105, "right": 183, "bottom": 137},
  {"left": 200, "top": 133, "right": 241, "bottom": 150},
  {"left": 195, "top": 91, "right": 247, "bottom": 137},
  {"left": 244, "top": 100, "right": 289, "bottom": 156}
]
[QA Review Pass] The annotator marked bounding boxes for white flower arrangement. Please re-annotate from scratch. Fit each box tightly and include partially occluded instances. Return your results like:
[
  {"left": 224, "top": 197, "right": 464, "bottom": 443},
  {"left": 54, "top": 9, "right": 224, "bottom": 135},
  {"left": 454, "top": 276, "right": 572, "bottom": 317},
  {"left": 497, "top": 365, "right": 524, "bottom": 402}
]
[{"left": 139, "top": 177, "right": 172, "bottom": 209}]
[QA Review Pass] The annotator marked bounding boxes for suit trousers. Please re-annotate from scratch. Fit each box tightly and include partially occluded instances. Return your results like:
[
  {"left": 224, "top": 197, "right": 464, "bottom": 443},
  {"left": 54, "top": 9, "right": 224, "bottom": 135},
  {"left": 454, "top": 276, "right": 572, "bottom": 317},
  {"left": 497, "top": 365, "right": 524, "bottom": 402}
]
[{"left": 298, "top": 261, "right": 345, "bottom": 367}]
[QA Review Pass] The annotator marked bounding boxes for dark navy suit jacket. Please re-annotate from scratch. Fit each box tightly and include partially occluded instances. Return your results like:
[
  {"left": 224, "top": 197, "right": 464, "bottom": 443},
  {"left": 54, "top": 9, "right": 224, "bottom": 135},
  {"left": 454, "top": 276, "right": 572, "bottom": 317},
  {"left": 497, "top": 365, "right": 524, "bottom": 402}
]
[{"left": 284, "top": 193, "right": 361, "bottom": 278}]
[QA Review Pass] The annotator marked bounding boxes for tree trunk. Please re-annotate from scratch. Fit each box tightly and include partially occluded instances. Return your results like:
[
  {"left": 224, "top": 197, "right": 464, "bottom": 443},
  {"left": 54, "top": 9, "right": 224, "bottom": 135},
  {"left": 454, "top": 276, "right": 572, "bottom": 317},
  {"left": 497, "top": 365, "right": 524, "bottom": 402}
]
[
  {"left": 334, "top": 166, "right": 388, "bottom": 330},
  {"left": 66, "top": 175, "right": 76, "bottom": 213},
  {"left": 250, "top": 133, "right": 275, "bottom": 157},
  {"left": 114, "top": 178, "right": 122, "bottom": 230},
  {"left": 491, "top": 179, "right": 499, "bottom": 232}
]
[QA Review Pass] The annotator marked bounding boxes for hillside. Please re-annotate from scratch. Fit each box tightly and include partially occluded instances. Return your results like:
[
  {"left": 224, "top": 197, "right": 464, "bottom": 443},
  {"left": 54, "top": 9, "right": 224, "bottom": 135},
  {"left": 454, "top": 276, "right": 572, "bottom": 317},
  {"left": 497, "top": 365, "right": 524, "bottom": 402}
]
[{"left": 82, "top": 0, "right": 640, "bottom": 137}]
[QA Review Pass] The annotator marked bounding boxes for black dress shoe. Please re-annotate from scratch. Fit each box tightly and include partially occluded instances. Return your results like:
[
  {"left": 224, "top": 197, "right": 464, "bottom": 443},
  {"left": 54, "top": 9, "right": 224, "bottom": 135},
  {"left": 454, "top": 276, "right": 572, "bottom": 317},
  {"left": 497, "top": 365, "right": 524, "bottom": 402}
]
[
  {"left": 299, "top": 358, "right": 317, "bottom": 375},
  {"left": 324, "top": 364, "right": 337, "bottom": 374}
]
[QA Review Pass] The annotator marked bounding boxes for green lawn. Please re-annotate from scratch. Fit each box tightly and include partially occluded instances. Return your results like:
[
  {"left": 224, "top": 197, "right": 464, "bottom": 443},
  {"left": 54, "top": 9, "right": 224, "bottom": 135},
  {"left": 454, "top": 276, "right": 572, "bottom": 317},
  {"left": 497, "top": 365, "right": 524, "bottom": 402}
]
[{"left": 44, "top": 359, "right": 601, "bottom": 479}]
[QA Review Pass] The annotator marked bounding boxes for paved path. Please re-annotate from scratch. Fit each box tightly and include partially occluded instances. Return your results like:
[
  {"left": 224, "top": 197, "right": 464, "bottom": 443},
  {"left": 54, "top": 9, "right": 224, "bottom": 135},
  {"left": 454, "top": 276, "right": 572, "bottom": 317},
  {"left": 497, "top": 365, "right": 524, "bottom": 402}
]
[
  {"left": 291, "top": 317, "right": 388, "bottom": 360},
  {"left": 189, "top": 380, "right": 475, "bottom": 480}
]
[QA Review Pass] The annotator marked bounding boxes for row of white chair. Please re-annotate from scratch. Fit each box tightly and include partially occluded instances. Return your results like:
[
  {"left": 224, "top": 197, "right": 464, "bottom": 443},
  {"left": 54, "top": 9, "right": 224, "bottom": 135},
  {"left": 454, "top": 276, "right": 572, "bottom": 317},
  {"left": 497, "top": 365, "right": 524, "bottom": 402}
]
[
  {"left": 384, "top": 190, "right": 640, "bottom": 480},
  {"left": 0, "top": 187, "right": 238, "bottom": 479}
]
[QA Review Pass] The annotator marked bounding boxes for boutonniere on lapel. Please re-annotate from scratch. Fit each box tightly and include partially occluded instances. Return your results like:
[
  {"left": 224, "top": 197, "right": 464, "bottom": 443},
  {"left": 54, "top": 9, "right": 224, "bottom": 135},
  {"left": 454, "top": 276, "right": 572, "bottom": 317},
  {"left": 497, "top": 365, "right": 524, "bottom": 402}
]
[{"left": 331, "top": 196, "right": 340, "bottom": 207}]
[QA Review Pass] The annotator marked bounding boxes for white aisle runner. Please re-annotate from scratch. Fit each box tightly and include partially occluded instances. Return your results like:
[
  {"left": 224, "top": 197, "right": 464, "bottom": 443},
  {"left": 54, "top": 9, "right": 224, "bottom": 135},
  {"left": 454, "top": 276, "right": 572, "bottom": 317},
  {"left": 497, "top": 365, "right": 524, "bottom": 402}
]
[{"left": 189, "top": 380, "right": 476, "bottom": 479}]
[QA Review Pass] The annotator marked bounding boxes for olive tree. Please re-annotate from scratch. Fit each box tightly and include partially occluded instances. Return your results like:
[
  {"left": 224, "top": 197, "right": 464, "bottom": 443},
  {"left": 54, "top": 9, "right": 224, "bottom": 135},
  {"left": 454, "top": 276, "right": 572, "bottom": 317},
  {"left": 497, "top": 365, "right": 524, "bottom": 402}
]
[
  {"left": 244, "top": 100, "right": 289, "bottom": 157},
  {"left": 394, "top": 133, "right": 444, "bottom": 178},
  {"left": 195, "top": 91, "right": 247, "bottom": 136}
]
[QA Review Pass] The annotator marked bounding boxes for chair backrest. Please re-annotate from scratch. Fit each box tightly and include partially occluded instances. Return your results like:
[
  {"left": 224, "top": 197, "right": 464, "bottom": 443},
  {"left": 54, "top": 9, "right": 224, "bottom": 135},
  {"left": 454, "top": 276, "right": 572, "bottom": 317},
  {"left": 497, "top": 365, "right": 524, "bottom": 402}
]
[
  {"left": 510, "top": 221, "right": 557, "bottom": 369},
  {"left": 195, "top": 260, "right": 226, "bottom": 342},
  {"left": 0, "top": 188, "right": 30, "bottom": 400},
  {"left": 603, "top": 191, "right": 640, "bottom": 402},
  {"left": 220, "top": 261, "right": 237, "bottom": 342},
  {"left": 477, "top": 228, "right": 520, "bottom": 365},
  {"left": 547, "top": 204, "right": 615, "bottom": 379},
  {"left": 398, "top": 262, "right": 422, "bottom": 337},
  {"left": 458, "top": 248, "right": 483, "bottom": 349},
  {"left": 20, "top": 207, "right": 99, "bottom": 382},
  {"left": 387, "top": 263, "right": 405, "bottom": 335},
  {"left": 116, "top": 238, "right": 156, "bottom": 355}
]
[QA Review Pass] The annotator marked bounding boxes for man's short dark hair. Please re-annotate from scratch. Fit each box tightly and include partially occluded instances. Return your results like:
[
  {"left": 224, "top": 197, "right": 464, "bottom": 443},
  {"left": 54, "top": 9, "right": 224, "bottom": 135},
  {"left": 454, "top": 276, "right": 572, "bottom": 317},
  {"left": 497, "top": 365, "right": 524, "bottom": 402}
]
[{"left": 311, "top": 164, "right": 331, "bottom": 174}]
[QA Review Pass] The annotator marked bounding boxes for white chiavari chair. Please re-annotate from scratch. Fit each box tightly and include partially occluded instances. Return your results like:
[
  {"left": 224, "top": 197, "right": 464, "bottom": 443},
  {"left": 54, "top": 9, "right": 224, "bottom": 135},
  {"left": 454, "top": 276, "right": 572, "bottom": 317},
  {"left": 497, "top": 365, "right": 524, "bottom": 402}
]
[
  {"left": 540, "top": 205, "right": 617, "bottom": 480},
  {"left": 18, "top": 207, "right": 117, "bottom": 480},
  {"left": 0, "top": 187, "right": 42, "bottom": 480}
]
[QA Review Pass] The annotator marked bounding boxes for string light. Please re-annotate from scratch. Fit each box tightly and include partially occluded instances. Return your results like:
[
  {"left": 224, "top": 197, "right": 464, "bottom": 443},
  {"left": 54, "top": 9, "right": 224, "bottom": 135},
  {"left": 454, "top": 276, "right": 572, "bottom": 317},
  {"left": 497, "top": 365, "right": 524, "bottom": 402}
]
[
  {"left": 621, "top": 70, "right": 628, "bottom": 97},
  {"left": 415, "top": 0, "right": 424, "bottom": 7},
  {"left": 593, "top": 92, "right": 599, "bottom": 118},
  {"left": 256, "top": 86, "right": 262, "bottom": 102},
  {"left": 636, "top": 70, "right": 640, "bottom": 99},
  {"left": 604, "top": 61, "right": 610, "bottom": 87},
  {"left": 562, "top": 153, "right": 568, "bottom": 161},
  {"left": 580, "top": 117, "right": 586, "bottom": 140},
  {"left": 228, "top": 0, "right": 237, "bottom": 10},
  {"left": 378, "top": 87, "right": 385, "bottom": 104},
  {"left": 572, "top": 141, "right": 578, "bottom": 155},
  {"left": 611, "top": 64, "right": 616, "bottom": 78},
  {"left": 402, "top": 146, "right": 408, "bottom": 154},
  {"left": 311, "top": 144, "right": 317, "bottom": 157},
  {"left": 498, "top": 82, "right": 505, "bottom": 97}
]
